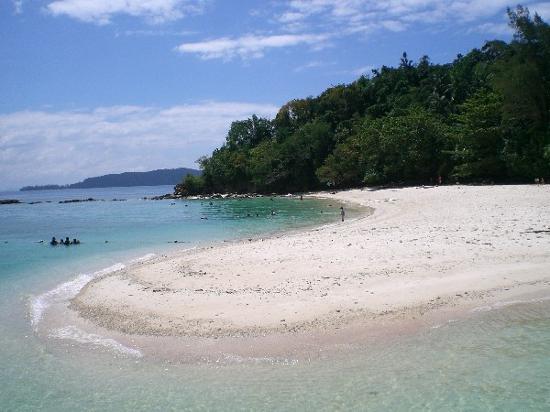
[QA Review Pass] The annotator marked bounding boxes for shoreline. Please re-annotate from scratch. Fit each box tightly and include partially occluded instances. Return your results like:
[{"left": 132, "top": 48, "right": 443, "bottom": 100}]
[{"left": 44, "top": 185, "right": 550, "bottom": 360}]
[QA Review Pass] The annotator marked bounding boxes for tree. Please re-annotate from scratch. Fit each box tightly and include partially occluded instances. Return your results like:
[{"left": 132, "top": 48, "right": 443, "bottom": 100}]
[
  {"left": 358, "top": 109, "right": 450, "bottom": 184},
  {"left": 450, "top": 91, "right": 506, "bottom": 180},
  {"left": 492, "top": 6, "right": 550, "bottom": 178},
  {"left": 175, "top": 174, "right": 205, "bottom": 196},
  {"left": 226, "top": 115, "right": 273, "bottom": 150},
  {"left": 183, "top": 6, "right": 549, "bottom": 195}
]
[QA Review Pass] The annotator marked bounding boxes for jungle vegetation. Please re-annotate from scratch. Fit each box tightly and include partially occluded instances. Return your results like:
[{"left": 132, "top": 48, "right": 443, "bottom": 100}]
[{"left": 176, "top": 6, "right": 550, "bottom": 196}]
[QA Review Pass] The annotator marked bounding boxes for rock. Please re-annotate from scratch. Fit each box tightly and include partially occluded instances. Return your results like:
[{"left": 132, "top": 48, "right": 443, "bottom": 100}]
[
  {"left": 58, "top": 198, "right": 97, "bottom": 204},
  {"left": 0, "top": 199, "right": 21, "bottom": 205},
  {"left": 149, "top": 194, "right": 181, "bottom": 200}
]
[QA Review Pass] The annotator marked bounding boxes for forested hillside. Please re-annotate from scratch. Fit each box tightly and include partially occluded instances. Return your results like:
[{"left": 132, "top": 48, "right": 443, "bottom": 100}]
[
  {"left": 176, "top": 6, "right": 550, "bottom": 196},
  {"left": 21, "top": 168, "right": 200, "bottom": 191}
]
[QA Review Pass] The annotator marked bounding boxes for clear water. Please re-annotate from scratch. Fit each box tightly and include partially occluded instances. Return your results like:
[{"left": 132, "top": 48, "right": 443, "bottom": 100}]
[{"left": 1, "top": 187, "right": 549, "bottom": 411}]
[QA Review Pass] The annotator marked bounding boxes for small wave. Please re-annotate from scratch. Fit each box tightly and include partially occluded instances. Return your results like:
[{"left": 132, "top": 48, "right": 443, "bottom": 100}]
[
  {"left": 220, "top": 353, "right": 298, "bottom": 365},
  {"left": 30, "top": 263, "right": 125, "bottom": 327},
  {"left": 49, "top": 325, "right": 142, "bottom": 358},
  {"left": 470, "top": 295, "right": 550, "bottom": 314},
  {"left": 129, "top": 253, "right": 156, "bottom": 264},
  {"left": 470, "top": 305, "right": 493, "bottom": 313}
]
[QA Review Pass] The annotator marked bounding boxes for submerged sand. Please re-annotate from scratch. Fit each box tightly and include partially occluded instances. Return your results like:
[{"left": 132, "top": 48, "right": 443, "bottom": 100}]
[{"left": 70, "top": 185, "right": 550, "bottom": 348}]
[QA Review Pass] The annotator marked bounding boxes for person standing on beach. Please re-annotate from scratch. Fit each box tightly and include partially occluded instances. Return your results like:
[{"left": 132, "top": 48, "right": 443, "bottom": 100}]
[{"left": 340, "top": 206, "right": 345, "bottom": 222}]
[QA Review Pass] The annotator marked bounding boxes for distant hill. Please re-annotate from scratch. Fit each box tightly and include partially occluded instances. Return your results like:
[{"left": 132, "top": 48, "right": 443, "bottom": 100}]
[{"left": 20, "top": 168, "right": 201, "bottom": 191}]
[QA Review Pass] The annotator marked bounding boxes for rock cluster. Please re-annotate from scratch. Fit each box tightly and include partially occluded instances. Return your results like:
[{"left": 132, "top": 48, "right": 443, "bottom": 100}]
[{"left": 147, "top": 193, "right": 267, "bottom": 201}]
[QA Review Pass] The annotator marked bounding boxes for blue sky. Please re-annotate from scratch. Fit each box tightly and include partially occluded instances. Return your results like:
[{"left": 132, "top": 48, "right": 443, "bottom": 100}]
[{"left": 1, "top": 0, "right": 549, "bottom": 190}]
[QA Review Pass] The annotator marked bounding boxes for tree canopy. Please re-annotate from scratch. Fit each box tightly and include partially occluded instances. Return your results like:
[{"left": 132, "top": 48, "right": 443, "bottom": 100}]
[{"left": 176, "top": 6, "right": 550, "bottom": 196}]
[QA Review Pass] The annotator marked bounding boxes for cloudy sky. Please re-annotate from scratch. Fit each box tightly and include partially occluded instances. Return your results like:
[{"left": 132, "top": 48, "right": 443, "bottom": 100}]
[{"left": 1, "top": 0, "right": 549, "bottom": 189}]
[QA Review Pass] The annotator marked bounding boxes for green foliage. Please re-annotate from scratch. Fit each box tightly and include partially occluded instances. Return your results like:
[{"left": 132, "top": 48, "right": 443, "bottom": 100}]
[
  {"left": 450, "top": 91, "right": 506, "bottom": 180},
  {"left": 175, "top": 174, "right": 205, "bottom": 196},
  {"left": 226, "top": 115, "right": 274, "bottom": 149},
  {"left": 179, "top": 5, "right": 549, "bottom": 195},
  {"left": 491, "top": 6, "right": 550, "bottom": 178},
  {"left": 360, "top": 109, "right": 450, "bottom": 184},
  {"left": 318, "top": 109, "right": 450, "bottom": 187}
]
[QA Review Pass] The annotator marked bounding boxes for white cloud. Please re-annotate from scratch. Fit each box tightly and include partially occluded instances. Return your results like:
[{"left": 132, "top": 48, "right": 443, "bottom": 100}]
[
  {"left": 13, "top": 0, "right": 23, "bottom": 14},
  {"left": 119, "top": 29, "right": 196, "bottom": 37},
  {"left": 380, "top": 20, "right": 407, "bottom": 32},
  {"left": 293, "top": 60, "right": 332, "bottom": 72},
  {"left": 176, "top": 33, "right": 330, "bottom": 60},
  {"left": 277, "top": 0, "right": 521, "bottom": 34},
  {"left": 46, "top": 0, "right": 208, "bottom": 25},
  {"left": 0, "top": 102, "right": 278, "bottom": 189},
  {"left": 468, "top": 22, "right": 513, "bottom": 36},
  {"left": 530, "top": 2, "right": 550, "bottom": 19},
  {"left": 349, "top": 65, "right": 376, "bottom": 76}
]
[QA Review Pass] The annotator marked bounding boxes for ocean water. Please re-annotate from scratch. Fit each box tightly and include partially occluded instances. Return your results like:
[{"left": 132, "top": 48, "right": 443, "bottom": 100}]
[{"left": 1, "top": 186, "right": 549, "bottom": 411}]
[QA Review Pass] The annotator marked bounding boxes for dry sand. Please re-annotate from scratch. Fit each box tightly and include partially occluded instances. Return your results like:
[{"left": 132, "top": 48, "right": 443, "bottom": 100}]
[{"left": 70, "top": 185, "right": 550, "bottom": 355}]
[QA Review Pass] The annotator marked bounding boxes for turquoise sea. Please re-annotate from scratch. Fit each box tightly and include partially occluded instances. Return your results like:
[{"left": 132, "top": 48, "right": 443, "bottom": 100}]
[{"left": 1, "top": 186, "right": 549, "bottom": 411}]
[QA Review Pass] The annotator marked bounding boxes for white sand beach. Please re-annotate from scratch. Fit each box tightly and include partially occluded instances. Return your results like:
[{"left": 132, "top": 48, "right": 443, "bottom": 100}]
[{"left": 69, "top": 185, "right": 550, "bottom": 356}]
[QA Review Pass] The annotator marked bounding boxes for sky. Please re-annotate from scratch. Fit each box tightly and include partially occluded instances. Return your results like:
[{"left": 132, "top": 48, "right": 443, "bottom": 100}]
[{"left": 1, "top": 1, "right": 550, "bottom": 190}]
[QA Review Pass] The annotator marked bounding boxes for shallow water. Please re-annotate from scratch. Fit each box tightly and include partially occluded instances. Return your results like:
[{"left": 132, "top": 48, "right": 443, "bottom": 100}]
[
  {"left": 2, "top": 298, "right": 550, "bottom": 411},
  {"left": 1, "top": 187, "right": 549, "bottom": 411}
]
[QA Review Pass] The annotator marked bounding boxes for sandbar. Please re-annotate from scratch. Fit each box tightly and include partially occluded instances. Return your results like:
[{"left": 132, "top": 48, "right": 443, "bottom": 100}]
[{"left": 68, "top": 185, "right": 550, "bottom": 358}]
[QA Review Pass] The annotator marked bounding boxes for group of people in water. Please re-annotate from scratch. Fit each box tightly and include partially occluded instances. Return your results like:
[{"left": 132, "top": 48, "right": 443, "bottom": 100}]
[{"left": 50, "top": 236, "right": 80, "bottom": 246}]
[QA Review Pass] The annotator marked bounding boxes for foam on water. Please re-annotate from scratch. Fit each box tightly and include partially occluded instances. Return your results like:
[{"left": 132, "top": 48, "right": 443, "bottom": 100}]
[
  {"left": 49, "top": 325, "right": 143, "bottom": 358},
  {"left": 30, "top": 262, "right": 126, "bottom": 327},
  {"left": 220, "top": 353, "right": 299, "bottom": 366},
  {"left": 470, "top": 294, "right": 550, "bottom": 314},
  {"left": 128, "top": 253, "right": 156, "bottom": 264},
  {"left": 29, "top": 254, "right": 164, "bottom": 358}
]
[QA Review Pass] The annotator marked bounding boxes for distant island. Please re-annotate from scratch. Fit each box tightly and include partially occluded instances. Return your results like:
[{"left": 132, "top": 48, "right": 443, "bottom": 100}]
[{"left": 21, "top": 168, "right": 200, "bottom": 191}]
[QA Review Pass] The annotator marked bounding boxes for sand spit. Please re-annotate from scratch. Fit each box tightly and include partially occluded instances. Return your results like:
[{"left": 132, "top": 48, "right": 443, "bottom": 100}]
[{"left": 70, "top": 185, "right": 550, "bottom": 346}]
